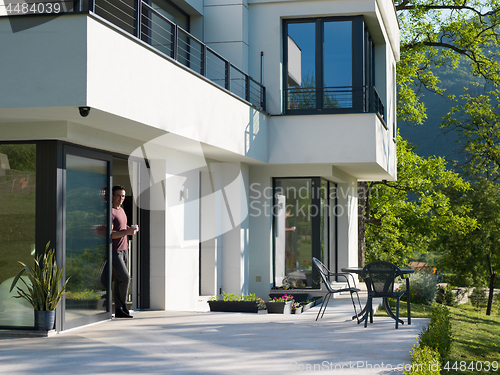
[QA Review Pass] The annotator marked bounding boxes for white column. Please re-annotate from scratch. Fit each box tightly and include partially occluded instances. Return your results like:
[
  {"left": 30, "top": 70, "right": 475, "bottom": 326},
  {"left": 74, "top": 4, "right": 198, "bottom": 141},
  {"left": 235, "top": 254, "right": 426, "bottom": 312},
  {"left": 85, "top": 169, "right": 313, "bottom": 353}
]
[{"left": 204, "top": 0, "right": 249, "bottom": 71}]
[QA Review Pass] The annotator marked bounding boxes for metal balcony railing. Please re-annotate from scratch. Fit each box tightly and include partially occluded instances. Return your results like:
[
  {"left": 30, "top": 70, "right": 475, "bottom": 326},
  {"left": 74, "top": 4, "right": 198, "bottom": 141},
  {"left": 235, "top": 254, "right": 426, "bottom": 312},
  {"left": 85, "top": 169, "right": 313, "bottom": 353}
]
[
  {"left": 0, "top": 0, "right": 266, "bottom": 112},
  {"left": 89, "top": 0, "right": 266, "bottom": 111},
  {"left": 285, "top": 85, "right": 385, "bottom": 119}
]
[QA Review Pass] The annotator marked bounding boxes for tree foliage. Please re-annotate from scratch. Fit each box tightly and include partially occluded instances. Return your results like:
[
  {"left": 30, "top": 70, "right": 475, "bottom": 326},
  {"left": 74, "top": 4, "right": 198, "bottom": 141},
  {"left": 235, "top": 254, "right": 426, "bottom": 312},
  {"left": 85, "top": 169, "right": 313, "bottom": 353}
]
[
  {"left": 442, "top": 86, "right": 500, "bottom": 181},
  {"left": 361, "top": 135, "right": 476, "bottom": 267},
  {"left": 0, "top": 143, "right": 36, "bottom": 173},
  {"left": 396, "top": 0, "right": 500, "bottom": 124},
  {"left": 436, "top": 177, "right": 500, "bottom": 286}
]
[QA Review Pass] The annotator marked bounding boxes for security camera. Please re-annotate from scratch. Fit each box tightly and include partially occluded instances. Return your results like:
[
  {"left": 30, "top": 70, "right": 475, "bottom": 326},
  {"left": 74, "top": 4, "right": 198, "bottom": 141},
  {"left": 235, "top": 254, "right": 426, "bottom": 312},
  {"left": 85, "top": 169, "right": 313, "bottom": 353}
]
[{"left": 79, "top": 106, "right": 91, "bottom": 117}]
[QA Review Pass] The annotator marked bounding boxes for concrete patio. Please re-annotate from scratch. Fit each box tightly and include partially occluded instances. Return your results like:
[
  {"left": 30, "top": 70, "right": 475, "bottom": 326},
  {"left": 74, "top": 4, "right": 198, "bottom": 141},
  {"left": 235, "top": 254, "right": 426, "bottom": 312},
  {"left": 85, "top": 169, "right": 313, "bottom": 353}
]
[{"left": 0, "top": 289, "right": 428, "bottom": 374}]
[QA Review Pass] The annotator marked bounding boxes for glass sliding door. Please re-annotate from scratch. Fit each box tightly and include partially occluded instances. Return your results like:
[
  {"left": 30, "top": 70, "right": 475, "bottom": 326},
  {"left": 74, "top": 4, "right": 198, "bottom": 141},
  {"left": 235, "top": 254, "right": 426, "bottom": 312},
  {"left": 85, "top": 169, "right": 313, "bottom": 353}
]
[
  {"left": 274, "top": 178, "right": 323, "bottom": 288},
  {"left": 0, "top": 143, "right": 36, "bottom": 328},
  {"left": 64, "top": 148, "right": 111, "bottom": 329}
]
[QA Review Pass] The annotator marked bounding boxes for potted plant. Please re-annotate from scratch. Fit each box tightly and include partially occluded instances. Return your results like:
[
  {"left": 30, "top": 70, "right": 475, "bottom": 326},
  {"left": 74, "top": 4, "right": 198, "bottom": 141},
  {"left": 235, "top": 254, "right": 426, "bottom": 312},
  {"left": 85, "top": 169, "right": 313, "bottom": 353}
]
[
  {"left": 9, "top": 243, "right": 69, "bottom": 331},
  {"left": 292, "top": 301, "right": 303, "bottom": 314},
  {"left": 208, "top": 291, "right": 263, "bottom": 313},
  {"left": 266, "top": 294, "right": 294, "bottom": 314}
]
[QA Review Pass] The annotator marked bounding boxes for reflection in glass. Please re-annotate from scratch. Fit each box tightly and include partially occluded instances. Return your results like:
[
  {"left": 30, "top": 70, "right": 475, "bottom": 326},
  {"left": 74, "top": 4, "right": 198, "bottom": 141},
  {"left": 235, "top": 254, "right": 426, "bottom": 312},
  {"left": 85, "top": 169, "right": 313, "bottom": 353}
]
[
  {"left": 275, "top": 178, "right": 314, "bottom": 288},
  {"left": 286, "top": 19, "right": 356, "bottom": 111},
  {"left": 0, "top": 144, "right": 36, "bottom": 327},
  {"left": 320, "top": 181, "right": 329, "bottom": 269},
  {"left": 324, "top": 21, "right": 352, "bottom": 108},
  {"left": 287, "top": 22, "right": 316, "bottom": 110},
  {"left": 65, "top": 155, "right": 108, "bottom": 325}
]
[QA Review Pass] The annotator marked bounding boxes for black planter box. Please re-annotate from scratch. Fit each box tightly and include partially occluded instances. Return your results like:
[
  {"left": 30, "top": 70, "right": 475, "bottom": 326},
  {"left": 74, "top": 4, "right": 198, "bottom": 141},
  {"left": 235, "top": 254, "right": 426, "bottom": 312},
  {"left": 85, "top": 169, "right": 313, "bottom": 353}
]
[
  {"left": 266, "top": 301, "right": 293, "bottom": 314},
  {"left": 208, "top": 301, "right": 259, "bottom": 313}
]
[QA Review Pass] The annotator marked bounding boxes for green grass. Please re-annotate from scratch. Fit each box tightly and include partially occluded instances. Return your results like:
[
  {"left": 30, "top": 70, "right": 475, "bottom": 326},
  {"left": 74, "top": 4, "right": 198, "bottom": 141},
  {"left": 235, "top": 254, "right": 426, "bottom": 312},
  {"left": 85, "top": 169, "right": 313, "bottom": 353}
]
[
  {"left": 442, "top": 304, "right": 500, "bottom": 374},
  {"left": 377, "top": 300, "right": 500, "bottom": 374},
  {"left": 375, "top": 299, "right": 433, "bottom": 318}
]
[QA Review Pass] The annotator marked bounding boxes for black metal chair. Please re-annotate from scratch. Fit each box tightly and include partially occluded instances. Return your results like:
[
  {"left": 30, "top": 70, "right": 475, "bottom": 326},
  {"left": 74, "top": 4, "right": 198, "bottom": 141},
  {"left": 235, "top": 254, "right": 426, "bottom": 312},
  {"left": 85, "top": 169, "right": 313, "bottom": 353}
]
[
  {"left": 312, "top": 257, "right": 362, "bottom": 322},
  {"left": 362, "top": 261, "right": 407, "bottom": 329}
]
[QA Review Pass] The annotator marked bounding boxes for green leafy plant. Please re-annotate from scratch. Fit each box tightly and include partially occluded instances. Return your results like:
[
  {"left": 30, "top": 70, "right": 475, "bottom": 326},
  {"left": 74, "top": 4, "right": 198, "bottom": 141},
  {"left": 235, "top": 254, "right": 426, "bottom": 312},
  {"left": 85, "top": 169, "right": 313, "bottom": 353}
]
[
  {"left": 398, "top": 271, "right": 443, "bottom": 305},
  {"left": 418, "top": 303, "right": 452, "bottom": 360},
  {"left": 405, "top": 342, "right": 441, "bottom": 374},
  {"left": 9, "top": 243, "right": 69, "bottom": 311},
  {"left": 268, "top": 294, "right": 294, "bottom": 303},
  {"left": 209, "top": 291, "right": 259, "bottom": 302}
]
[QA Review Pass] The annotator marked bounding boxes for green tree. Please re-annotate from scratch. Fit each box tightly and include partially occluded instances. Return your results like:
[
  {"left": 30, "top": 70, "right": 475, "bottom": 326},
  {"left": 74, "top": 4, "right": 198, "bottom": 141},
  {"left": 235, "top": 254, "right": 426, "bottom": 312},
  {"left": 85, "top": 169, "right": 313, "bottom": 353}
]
[
  {"left": 360, "top": 1, "right": 500, "bottom": 268},
  {"left": 396, "top": 0, "right": 500, "bottom": 125},
  {"left": 436, "top": 177, "right": 500, "bottom": 286},
  {"left": 442, "top": 86, "right": 500, "bottom": 181},
  {"left": 359, "top": 134, "right": 476, "bottom": 266}
]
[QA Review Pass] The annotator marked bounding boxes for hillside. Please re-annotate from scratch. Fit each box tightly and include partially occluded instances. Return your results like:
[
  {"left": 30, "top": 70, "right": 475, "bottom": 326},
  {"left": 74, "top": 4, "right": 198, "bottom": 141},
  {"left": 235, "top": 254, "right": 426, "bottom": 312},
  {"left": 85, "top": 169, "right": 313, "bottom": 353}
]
[{"left": 398, "top": 58, "right": 482, "bottom": 161}]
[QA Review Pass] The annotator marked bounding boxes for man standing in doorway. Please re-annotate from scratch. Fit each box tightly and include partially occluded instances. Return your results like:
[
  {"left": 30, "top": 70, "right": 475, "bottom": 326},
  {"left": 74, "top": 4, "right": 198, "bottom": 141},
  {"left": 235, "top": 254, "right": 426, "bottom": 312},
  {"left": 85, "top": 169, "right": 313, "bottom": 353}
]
[{"left": 112, "top": 185, "right": 138, "bottom": 318}]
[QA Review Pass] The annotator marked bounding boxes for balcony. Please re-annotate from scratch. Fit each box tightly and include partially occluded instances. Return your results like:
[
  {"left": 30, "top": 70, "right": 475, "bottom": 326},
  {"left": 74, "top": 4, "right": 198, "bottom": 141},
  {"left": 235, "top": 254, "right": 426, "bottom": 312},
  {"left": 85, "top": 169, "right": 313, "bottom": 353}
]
[
  {"left": 285, "top": 86, "right": 385, "bottom": 120},
  {"left": 1, "top": 0, "right": 266, "bottom": 112}
]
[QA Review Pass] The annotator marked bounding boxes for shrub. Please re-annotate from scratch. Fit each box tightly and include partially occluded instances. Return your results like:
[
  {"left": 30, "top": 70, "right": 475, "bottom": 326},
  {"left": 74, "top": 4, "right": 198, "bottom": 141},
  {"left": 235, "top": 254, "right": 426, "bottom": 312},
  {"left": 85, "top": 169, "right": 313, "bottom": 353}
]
[
  {"left": 404, "top": 342, "right": 441, "bottom": 374},
  {"left": 399, "top": 271, "right": 443, "bottom": 305},
  {"left": 469, "top": 286, "right": 487, "bottom": 309},
  {"left": 418, "top": 303, "right": 452, "bottom": 360},
  {"left": 435, "top": 284, "right": 455, "bottom": 306}
]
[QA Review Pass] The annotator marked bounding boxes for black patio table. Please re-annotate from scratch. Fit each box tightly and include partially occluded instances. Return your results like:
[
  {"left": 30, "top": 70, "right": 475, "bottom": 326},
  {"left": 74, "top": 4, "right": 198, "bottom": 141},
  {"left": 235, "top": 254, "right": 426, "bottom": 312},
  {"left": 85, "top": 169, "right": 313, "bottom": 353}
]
[{"left": 341, "top": 267, "right": 414, "bottom": 325}]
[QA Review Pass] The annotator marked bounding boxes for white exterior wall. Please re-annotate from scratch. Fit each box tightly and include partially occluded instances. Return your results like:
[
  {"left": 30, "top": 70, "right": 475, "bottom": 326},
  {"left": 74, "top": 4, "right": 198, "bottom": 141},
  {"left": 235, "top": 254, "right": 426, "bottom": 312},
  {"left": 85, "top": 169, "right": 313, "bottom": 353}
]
[
  {"left": 336, "top": 179, "right": 359, "bottom": 272},
  {"left": 0, "top": 16, "right": 268, "bottom": 163},
  {"left": 269, "top": 113, "right": 396, "bottom": 180},
  {"left": 147, "top": 152, "right": 251, "bottom": 310},
  {"left": 204, "top": 0, "right": 249, "bottom": 71}
]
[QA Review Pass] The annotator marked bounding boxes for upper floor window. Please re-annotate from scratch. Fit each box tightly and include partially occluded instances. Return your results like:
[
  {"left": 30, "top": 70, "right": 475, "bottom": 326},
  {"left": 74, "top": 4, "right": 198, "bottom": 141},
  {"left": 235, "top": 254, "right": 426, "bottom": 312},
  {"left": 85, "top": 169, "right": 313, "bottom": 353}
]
[{"left": 284, "top": 17, "right": 377, "bottom": 116}]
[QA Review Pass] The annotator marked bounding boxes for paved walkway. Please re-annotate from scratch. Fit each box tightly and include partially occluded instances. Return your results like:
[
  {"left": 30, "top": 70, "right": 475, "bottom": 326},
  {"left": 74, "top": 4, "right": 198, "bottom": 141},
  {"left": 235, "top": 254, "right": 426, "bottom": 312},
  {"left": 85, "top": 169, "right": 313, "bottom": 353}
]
[{"left": 0, "top": 291, "right": 428, "bottom": 375}]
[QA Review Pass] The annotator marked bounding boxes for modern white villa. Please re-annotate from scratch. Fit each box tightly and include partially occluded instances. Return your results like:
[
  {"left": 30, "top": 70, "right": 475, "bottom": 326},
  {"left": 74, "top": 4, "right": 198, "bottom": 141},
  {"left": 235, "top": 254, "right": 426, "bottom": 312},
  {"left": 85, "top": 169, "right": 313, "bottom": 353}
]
[{"left": 0, "top": 0, "right": 399, "bottom": 332}]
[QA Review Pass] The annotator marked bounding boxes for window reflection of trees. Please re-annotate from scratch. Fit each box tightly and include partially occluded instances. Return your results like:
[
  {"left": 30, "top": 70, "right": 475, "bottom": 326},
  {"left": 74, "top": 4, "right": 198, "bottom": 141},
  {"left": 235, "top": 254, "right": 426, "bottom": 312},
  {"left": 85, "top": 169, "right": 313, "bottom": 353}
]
[
  {"left": 0, "top": 143, "right": 36, "bottom": 327},
  {"left": 287, "top": 74, "right": 342, "bottom": 110},
  {"left": 65, "top": 168, "right": 107, "bottom": 310}
]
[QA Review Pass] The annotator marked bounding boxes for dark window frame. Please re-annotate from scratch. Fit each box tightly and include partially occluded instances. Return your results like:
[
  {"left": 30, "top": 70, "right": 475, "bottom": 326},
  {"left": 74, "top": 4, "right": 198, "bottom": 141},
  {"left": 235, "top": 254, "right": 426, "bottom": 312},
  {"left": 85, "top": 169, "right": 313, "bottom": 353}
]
[
  {"left": 283, "top": 16, "right": 376, "bottom": 116},
  {"left": 0, "top": 140, "right": 151, "bottom": 331},
  {"left": 271, "top": 177, "right": 336, "bottom": 289}
]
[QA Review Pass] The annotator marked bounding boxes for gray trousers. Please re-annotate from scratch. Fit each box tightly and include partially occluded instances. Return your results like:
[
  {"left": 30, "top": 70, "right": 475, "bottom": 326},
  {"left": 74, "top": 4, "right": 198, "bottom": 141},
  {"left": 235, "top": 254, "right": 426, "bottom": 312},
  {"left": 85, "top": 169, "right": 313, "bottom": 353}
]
[{"left": 112, "top": 250, "right": 130, "bottom": 312}]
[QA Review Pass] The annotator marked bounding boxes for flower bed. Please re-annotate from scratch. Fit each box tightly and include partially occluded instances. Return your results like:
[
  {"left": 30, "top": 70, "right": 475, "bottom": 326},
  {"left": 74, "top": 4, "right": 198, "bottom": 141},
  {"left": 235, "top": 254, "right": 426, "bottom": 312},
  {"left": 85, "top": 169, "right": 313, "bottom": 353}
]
[{"left": 266, "top": 294, "right": 294, "bottom": 314}]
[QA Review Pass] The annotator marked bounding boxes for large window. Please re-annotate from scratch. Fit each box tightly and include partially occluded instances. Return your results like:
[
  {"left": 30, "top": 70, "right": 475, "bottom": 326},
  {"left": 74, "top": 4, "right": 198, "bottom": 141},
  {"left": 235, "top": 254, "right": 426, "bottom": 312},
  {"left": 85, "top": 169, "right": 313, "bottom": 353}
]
[
  {"left": 284, "top": 17, "right": 376, "bottom": 115},
  {"left": 0, "top": 144, "right": 36, "bottom": 328},
  {"left": 273, "top": 178, "right": 336, "bottom": 289}
]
